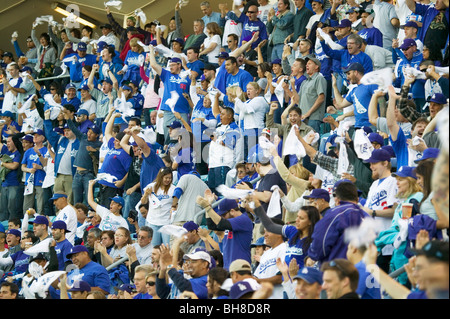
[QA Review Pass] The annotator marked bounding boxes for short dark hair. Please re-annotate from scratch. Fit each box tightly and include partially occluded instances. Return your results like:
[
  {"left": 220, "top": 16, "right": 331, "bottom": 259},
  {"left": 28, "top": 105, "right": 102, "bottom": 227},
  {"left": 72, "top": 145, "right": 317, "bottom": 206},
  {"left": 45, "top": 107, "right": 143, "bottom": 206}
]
[
  {"left": 63, "top": 104, "right": 76, "bottom": 114},
  {"left": 139, "top": 226, "right": 153, "bottom": 238},
  {"left": 129, "top": 117, "right": 141, "bottom": 126},
  {"left": 187, "top": 47, "right": 200, "bottom": 55},
  {"left": 334, "top": 182, "right": 359, "bottom": 202},
  {"left": 8, "top": 218, "right": 21, "bottom": 228},
  {"left": 289, "top": 106, "right": 302, "bottom": 117},
  {"left": 321, "top": 259, "right": 360, "bottom": 292},
  {"left": 0, "top": 282, "right": 19, "bottom": 298},
  {"left": 74, "top": 203, "right": 89, "bottom": 215},
  {"left": 227, "top": 33, "right": 239, "bottom": 42},
  {"left": 225, "top": 56, "right": 238, "bottom": 65}
]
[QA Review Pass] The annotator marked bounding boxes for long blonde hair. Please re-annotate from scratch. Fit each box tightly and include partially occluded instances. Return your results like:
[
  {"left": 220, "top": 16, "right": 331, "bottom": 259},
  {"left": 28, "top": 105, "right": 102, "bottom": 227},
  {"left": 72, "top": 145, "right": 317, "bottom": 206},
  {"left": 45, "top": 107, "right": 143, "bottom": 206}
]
[{"left": 396, "top": 176, "right": 422, "bottom": 199}]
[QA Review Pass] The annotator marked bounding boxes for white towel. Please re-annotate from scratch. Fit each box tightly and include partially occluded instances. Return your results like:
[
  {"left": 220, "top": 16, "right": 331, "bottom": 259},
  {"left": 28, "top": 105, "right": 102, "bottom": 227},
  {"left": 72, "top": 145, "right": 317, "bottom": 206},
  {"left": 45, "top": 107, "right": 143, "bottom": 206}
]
[
  {"left": 282, "top": 124, "right": 306, "bottom": 159},
  {"left": 266, "top": 186, "right": 281, "bottom": 218},
  {"left": 159, "top": 225, "right": 188, "bottom": 238},
  {"left": 216, "top": 184, "right": 253, "bottom": 200}
]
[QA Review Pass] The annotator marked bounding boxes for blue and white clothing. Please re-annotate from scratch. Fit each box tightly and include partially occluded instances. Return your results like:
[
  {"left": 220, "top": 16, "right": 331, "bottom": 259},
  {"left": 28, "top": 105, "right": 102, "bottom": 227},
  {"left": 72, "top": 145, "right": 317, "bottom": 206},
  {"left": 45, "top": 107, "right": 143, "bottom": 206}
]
[
  {"left": 282, "top": 225, "right": 308, "bottom": 269},
  {"left": 98, "top": 137, "right": 132, "bottom": 189},
  {"left": 96, "top": 205, "right": 129, "bottom": 231},
  {"left": 55, "top": 239, "right": 73, "bottom": 270},
  {"left": 345, "top": 83, "right": 379, "bottom": 128},
  {"left": 121, "top": 51, "right": 145, "bottom": 86},
  {"left": 63, "top": 53, "right": 97, "bottom": 82},
  {"left": 159, "top": 68, "right": 191, "bottom": 114},
  {"left": 209, "top": 121, "right": 241, "bottom": 169},
  {"left": 144, "top": 182, "right": 176, "bottom": 226}
]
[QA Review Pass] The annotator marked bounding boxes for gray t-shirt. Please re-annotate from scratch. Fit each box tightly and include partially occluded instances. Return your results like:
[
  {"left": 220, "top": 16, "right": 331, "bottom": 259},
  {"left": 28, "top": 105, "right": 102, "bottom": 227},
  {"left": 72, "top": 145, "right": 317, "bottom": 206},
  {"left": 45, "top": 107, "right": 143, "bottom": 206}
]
[
  {"left": 298, "top": 72, "right": 327, "bottom": 121},
  {"left": 172, "top": 174, "right": 209, "bottom": 223},
  {"left": 373, "top": 0, "right": 399, "bottom": 50},
  {"left": 90, "top": 88, "right": 118, "bottom": 119}
]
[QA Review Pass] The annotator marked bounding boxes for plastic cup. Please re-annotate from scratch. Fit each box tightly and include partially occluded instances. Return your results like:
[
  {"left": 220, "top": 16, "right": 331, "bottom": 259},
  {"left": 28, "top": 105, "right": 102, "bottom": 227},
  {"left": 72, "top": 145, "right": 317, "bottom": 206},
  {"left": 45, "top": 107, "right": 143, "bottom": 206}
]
[{"left": 401, "top": 203, "right": 413, "bottom": 219}]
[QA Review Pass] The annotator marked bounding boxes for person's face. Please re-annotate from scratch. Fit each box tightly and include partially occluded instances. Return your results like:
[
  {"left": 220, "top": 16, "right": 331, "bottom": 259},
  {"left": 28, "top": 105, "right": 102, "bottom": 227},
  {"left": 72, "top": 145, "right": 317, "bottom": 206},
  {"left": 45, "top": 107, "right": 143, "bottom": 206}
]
[
  {"left": 396, "top": 177, "right": 410, "bottom": 195},
  {"left": 185, "top": 230, "right": 198, "bottom": 244},
  {"left": 429, "top": 102, "right": 443, "bottom": 119},
  {"left": 86, "top": 231, "right": 98, "bottom": 248},
  {"left": 412, "top": 122, "right": 427, "bottom": 138},
  {"left": 172, "top": 41, "right": 182, "bottom": 53},
  {"left": 90, "top": 214, "right": 101, "bottom": 226},
  {"left": 130, "top": 45, "right": 139, "bottom": 53},
  {"left": 110, "top": 200, "right": 122, "bottom": 213},
  {"left": 345, "top": 70, "right": 358, "bottom": 84},
  {"left": 169, "top": 62, "right": 181, "bottom": 74},
  {"left": 126, "top": 18, "right": 135, "bottom": 27},
  {"left": 245, "top": 163, "right": 256, "bottom": 175},
  {"left": 348, "top": 12, "right": 358, "bottom": 22},
  {"left": 402, "top": 45, "right": 417, "bottom": 60},
  {"left": 272, "top": 63, "right": 282, "bottom": 75},
  {"left": 422, "top": 46, "right": 430, "bottom": 60},
  {"left": 322, "top": 270, "right": 347, "bottom": 299},
  {"left": 151, "top": 248, "right": 160, "bottom": 264},
  {"left": 33, "top": 223, "right": 47, "bottom": 238},
  {"left": 185, "top": 258, "right": 208, "bottom": 277},
  {"left": 0, "top": 286, "right": 16, "bottom": 299},
  {"left": 113, "top": 137, "right": 122, "bottom": 150},
  {"left": 139, "top": 206, "right": 148, "bottom": 219},
  {"left": 27, "top": 38, "right": 36, "bottom": 48},
  {"left": 220, "top": 109, "right": 232, "bottom": 125},
  {"left": 71, "top": 291, "right": 87, "bottom": 299},
  {"left": 299, "top": 41, "right": 311, "bottom": 54},
  {"left": 193, "top": 21, "right": 203, "bottom": 34},
  {"left": 294, "top": 0, "right": 306, "bottom": 9},
  {"left": 22, "top": 140, "right": 33, "bottom": 151},
  {"left": 162, "top": 173, "right": 173, "bottom": 186},
  {"left": 39, "top": 36, "right": 49, "bottom": 47},
  {"left": 146, "top": 275, "right": 157, "bottom": 295},
  {"left": 134, "top": 271, "right": 147, "bottom": 293},
  {"left": 70, "top": 251, "right": 89, "bottom": 269},
  {"left": 369, "top": 161, "right": 388, "bottom": 180},
  {"left": 169, "top": 19, "right": 176, "bottom": 31},
  {"left": 346, "top": 39, "right": 359, "bottom": 55},
  {"left": 64, "top": 128, "right": 76, "bottom": 140},
  {"left": 311, "top": 1, "right": 322, "bottom": 12},
  {"left": 51, "top": 228, "right": 64, "bottom": 241},
  {"left": 186, "top": 49, "right": 198, "bottom": 62},
  {"left": 6, "top": 234, "right": 20, "bottom": 247},
  {"left": 246, "top": 5, "right": 259, "bottom": 21},
  {"left": 227, "top": 36, "right": 238, "bottom": 50},
  {"left": 264, "top": 229, "right": 281, "bottom": 248},
  {"left": 137, "top": 230, "right": 151, "bottom": 248},
  {"left": 295, "top": 278, "right": 321, "bottom": 299},
  {"left": 295, "top": 209, "right": 311, "bottom": 232},
  {"left": 101, "top": 48, "right": 112, "bottom": 62},
  {"left": 101, "top": 234, "right": 114, "bottom": 247},
  {"left": 404, "top": 26, "right": 417, "bottom": 39},
  {"left": 435, "top": 0, "right": 446, "bottom": 10},
  {"left": 80, "top": 89, "right": 90, "bottom": 100},
  {"left": 306, "top": 60, "right": 319, "bottom": 75},
  {"left": 7, "top": 222, "right": 19, "bottom": 230},
  {"left": 87, "top": 129, "right": 99, "bottom": 142},
  {"left": 207, "top": 276, "right": 220, "bottom": 297},
  {"left": 224, "top": 60, "right": 237, "bottom": 74},
  {"left": 6, "top": 137, "right": 16, "bottom": 153},
  {"left": 288, "top": 110, "right": 301, "bottom": 126},
  {"left": 254, "top": 245, "right": 265, "bottom": 256},
  {"left": 200, "top": 5, "right": 212, "bottom": 16},
  {"left": 413, "top": 255, "right": 431, "bottom": 290},
  {"left": 7, "top": 67, "right": 19, "bottom": 78},
  {"left": 114, "top": 229, "right": 128, "bottom": 247},
  {"left": 278, "top": 0, "right": 288, "bottom": 12},
  {"left": 246, "top": 84, "right": 258, "bottom": 99},
  {"left": 237, "top": 167, "right": 246, "bottom": 180}
]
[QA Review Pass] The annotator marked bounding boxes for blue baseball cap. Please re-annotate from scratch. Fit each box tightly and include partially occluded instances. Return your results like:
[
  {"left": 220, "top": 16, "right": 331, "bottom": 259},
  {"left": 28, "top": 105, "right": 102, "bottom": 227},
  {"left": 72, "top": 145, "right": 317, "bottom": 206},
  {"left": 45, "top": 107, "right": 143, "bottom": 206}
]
[
  {"left": 109, "top": 196, "right": 125, "bottom": 207},
  {"left": 229, "top": 280, "right": 256, "bottom": 299},
  {"left": 51, "top": 220, "right": 71, "bottom": 232},
  {"left": 32, "top": 128, "right": 45, "bottom": 136},
  {"left": 343, "top": 62, "right": 365, "bottom": 74},
  {"left": 169, "top": 57, "right": 182, "bottom": 64},
  {"left": 183, "top": 221, "right": 199, "bottom": 232},
  {"left": 22, "top": 134, "right": 34, "bottom": 143},
  {"left": 216, "top": 52, "right": 229, "bottom": 59},
  {"left": 216, "top": 199, "right": 239, "bottom": 216},
  {"left": 293, "top": 267, "right": 323, "bottom": 285},
  {"left": 49, "top": 193, "right": 68, "bottom": 201},
  {"left": 88, "top": 124, "right": 101, "bottom": 135},
  {"left": 1, "top": 111, "right": 14, "bottom": 119},
  {"left": 78, "top": 84, "right": 90, "bottom": 91},
  {"left": 77, "top": 42, "right": 87, "bottom": 51},
  {"left": 414, "top": 148, "right": 440, "bottom": 163},
  {"left": 167, "top": 121, "right": 182, "bottom": 129},
  {"left": 29, "top": 215, "right": 49, "bottom": 226},
  {"left": 6, "top": 229, "right": 21, "bottom": 237},
  {"left": 363, "top": 149, "right": 391, "bottom": 163},
  {"left": 271, "top": 58, "right": 282, "bottom": 65},
  {"left": 401, "top": 21, "right": 419, "bottom": 29},
  {"left": 381, "top": 145, "right": 396, "bottom": 158},
  {"left": 121, "top": 85, "right": 132, "bottom": 91},
  {"left": 368, "top": 132, "right": 384, "bottom": 146},
  {"left": 332, "top": 179, "right": 354, "bottom": 192},
  {"left": 66, "top": 245, "right": 89, "bottom": 259},
  {"left": 250, "top": 236, "right": 267, "bottom": 248},
  {"left": 96, "top": 41, "right": 108, "bottom": 52},
  {"left": 76, "top": 109, "right": 89, "bottom": 116},
  {"left": 20, "top": 66, "right": 33, "bottom": 73},
  {"left": 392, "top": 166, "right": 417, "bottom": 179},
  {"left": 65, "top": 83, "right": 77, "bottom": 90},
  {"left": 303, "top": 188, "right": 330, "bottom": 202},
  {"left": 114, "top": 283, "right": 135, "bottom": 294},
  {"left": 171, "top": 38, "right": 185, "bottom": 46},
  {"left": 427, "top": 93, "right": 447, "bottom": 105},
  {"left": 346, "top": 7, "right": 361, "bottom": 14},
  {"left": 399, "top": 38, "right": 417, "bottom": 50},
  {"left": 337, "top": 19, "right": 352, "bottom": 28},
  {"left": 68, "top": 280, "right": 91, "bottom": 292},
  {"left": 102, "top": 78, "right": 113, "bottom": 85}
]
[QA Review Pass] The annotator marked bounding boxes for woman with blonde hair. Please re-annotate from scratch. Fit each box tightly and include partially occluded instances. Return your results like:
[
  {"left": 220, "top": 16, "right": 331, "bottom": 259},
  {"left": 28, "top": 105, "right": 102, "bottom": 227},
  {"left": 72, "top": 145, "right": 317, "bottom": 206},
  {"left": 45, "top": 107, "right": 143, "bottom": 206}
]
[
  {"left": 375, "top": 166, "right": 423, "bottom": 285},
  {"left": 199, "top": 22, "right": 222, "bottom": 67},
  {"left": 95, "top": 226, "right": 133, "bottom": 268}
]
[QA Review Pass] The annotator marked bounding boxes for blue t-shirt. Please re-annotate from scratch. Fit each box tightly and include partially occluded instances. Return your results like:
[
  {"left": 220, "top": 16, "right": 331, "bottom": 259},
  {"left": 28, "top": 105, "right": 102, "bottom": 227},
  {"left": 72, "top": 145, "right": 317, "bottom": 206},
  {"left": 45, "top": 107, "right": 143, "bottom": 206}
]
[
  {"left": 98, "top": 138, "right": 132, "bottom": 188},
  {"left": 389, "top": 127, "right": 409, "bottom": 169},
  {"left": 64, "top": 53, "right": 97, "bottom": 82},
  {"left": 55, "top": 239, "right": 74, "bottom": 271},
  {"left": 187, "top": 60, "right": 205, "bottom": 80},
  {"left": 140, "top": 147, "right": 165, "bottom": 192},
  {"left": 175, "top": 147, "right": 196, "bottom": 179},
  {"left": 133, "top": 293, "right": 153, "bottom": 299},
  {"left": 159, "top": 68, "right": 191, "bottom": 113},
  {"left": 237, "top": 14, "right": 268, "bottom": 49},
  {"left": 67, "top": 260, "right": 111, "bottom": 293},
  {"left": 21, "top": 147, "right": 48, "bottom": 186},
  {"left": 345, "top": 84, "right": 378, "bottom": 128},
  {"left": 358, "top": 27, "right": 383, "bottom": 47},
  {"left": 355, "top": 260, "right": 381, "bottom": 299},
  {"left": 10, "top": 250, "right": 30, "bottom": 273},
  {"left": 61, "top": 96, "right": 82, "bottom": 111},
  {"left": 283, "top": 225, "right": 307, "bottom": 268},
  {"left": 191, "top": 102, "right": 215, "bottom": 143},
  {"left": 1, "top": 121, "right": 21, "bottom": 141},
  {"left": 1, "top": 146, "right": 21, "bottom": 187},
  {"left": 221, "top": 213, "right": 253, "bottom": 270}
]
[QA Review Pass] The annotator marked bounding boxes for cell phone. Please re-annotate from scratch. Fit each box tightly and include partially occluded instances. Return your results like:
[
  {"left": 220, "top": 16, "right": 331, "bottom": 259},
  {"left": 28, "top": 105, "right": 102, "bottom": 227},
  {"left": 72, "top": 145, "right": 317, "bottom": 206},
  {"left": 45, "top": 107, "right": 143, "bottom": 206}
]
[{"left": 129, "top": 209, "right": 138, "bottom": 222}]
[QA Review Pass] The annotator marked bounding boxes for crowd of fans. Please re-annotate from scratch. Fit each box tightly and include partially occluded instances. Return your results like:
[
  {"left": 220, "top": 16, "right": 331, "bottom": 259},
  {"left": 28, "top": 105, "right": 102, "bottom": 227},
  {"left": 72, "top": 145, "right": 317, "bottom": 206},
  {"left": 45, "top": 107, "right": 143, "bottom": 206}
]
[{"left": 0, "top": 0, "right": 448, "bottom": 300}]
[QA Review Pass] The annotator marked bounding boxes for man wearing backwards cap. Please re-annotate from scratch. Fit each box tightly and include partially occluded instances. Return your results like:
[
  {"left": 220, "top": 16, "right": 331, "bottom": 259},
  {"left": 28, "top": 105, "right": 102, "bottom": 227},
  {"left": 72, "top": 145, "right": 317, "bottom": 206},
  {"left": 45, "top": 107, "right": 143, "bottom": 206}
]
[
  {"left": 51, "top": 220, "right": 74, "bottom": 270},
  {"left": 49, "top": 192, "right": 78, "bottom": 245},
  {"left": 147, "top": 44, "right": 191, "bottom": 144},
  {"left": 60, "top": 42, "right": 97, "bottom": 84},
  {"left": 157, "top": 247, "right": 210, "bottom": 299},
  {"left": 197, "top": 194, "right": 253, "bottom": 270}
]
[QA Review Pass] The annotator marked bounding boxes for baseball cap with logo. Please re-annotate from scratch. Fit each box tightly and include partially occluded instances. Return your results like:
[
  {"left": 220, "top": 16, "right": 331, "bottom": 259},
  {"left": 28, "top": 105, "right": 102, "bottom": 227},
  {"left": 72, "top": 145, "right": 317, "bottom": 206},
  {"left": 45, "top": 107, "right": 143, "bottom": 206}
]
[
  {"left": 229, "top": 280, "right": 256, "bottom": 299},
  {"left": 293, "top": 267, "right": 323, "bottom": 285}
]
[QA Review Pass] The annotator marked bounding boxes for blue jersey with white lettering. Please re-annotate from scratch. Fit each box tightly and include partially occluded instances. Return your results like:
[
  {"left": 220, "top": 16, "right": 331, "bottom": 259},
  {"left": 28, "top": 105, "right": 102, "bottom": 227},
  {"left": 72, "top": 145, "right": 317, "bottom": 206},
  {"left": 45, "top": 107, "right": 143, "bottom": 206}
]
[
  {"left": 159, "top": 68, "right": 191, "bottom": 113},
  {"left": 98, "top": 137, "right": 132, "bottom": 188}
]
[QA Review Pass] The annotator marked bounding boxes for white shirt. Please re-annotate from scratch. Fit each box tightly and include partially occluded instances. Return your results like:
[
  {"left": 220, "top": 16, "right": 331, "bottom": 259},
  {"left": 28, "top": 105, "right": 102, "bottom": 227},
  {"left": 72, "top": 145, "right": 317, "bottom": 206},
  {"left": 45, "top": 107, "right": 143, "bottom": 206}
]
[
  {"left": 254, "top": 242, "right": 287, "bottom": 299},
  {"left": 54, "top": 204, "right": 78, "bottom": 245},
  {"left": 234, "top": 96, "right": 270, "bottom": 129},
  {"left": 96, "top": 205, "right": 129, "bottom": 231},
  {"left": 144, "top": 182, "right": 176, "bottom": 226},
  {"left": 203, "top": 34, "right": 222, "bottom": 64}
]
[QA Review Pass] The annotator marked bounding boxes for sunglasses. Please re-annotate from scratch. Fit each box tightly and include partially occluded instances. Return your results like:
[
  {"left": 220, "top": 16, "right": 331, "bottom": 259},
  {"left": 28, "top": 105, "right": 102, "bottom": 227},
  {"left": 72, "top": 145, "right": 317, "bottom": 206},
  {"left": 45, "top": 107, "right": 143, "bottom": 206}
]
[
  {"left": 329, "top": 260, "right": 347, "bottom": 275},
  {"left": 247, "top": 11, "right": 257, "bottom": 13},
  {"left": 146, "top": 281, "right": 155, "bottom": 286}
]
